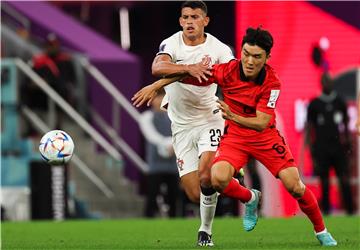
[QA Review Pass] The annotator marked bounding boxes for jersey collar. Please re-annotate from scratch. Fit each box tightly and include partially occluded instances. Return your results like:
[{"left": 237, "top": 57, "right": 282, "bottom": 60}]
[
  {"left": 239, "top": 61, "right": 266, "bottom": 85},
  {"left": 319, "top": 91, "right": 337, "bottom": 102}
]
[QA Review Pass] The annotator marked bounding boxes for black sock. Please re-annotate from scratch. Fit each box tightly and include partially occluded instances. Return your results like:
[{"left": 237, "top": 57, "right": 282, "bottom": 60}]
[{"left": 201, "top": 186, "right": 216, "bottom": 196}]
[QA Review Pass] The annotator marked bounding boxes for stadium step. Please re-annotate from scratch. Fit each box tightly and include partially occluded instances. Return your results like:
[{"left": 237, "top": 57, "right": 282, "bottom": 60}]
[{"left": 62, "top": 117, "right": 145, "bottom": 218}]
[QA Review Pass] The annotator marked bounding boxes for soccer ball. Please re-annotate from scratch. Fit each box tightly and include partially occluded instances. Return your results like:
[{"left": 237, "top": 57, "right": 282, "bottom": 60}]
[{"left": 39, "top": 130, "right": 74, "bottom": 165}]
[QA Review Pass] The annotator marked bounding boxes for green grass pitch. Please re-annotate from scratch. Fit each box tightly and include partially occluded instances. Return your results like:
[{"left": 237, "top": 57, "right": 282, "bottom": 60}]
[{"left": 2, "top": 216, "right": 359, "bottom": 249}]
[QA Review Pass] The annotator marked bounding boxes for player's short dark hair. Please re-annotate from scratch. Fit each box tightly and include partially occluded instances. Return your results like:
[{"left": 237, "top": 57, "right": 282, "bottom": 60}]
[
  {"left": 181, "top": 1, "right": 208, "bottom": 15},
  {"left": 242, "top": 27, "right": 274, "bottom": 55}
]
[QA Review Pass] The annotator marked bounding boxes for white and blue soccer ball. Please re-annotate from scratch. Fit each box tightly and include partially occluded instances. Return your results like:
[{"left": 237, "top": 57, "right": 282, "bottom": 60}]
[{"left": 39, "top": 130, "right": 74, "bottom": 165}]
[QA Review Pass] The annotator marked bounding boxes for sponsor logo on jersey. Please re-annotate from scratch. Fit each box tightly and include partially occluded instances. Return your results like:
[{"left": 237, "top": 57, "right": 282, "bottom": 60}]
[{"left": 267, "top": 90, "right": 280, "bottom": 108}]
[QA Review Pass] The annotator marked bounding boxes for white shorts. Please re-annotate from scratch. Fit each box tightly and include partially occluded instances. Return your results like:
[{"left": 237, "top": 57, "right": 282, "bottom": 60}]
[{"left": 172, "top": 119, "right": 224, "bottom": 177}]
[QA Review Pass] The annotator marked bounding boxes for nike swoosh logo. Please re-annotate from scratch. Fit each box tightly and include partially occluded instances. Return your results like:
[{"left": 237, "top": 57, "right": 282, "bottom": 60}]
[
  {"left": 202, "top": 201, "right": 213, "bottom": 206},
  {"left": 176, "top": 59, "right": 184, "bottom": 62}
]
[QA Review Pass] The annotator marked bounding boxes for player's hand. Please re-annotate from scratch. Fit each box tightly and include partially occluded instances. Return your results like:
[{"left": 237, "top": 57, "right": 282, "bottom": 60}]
[
  {"left": 186, "top": 57, "right": 212, "bottom": 83},
  {"left": 131, "top": 84, "right": 158, "bottom": 107},
  {"left": 217, "top": 100, "right": 234, "bottom": 120},
  {"left": 132, "top": 76, "right": 182, "bottom": 107}
]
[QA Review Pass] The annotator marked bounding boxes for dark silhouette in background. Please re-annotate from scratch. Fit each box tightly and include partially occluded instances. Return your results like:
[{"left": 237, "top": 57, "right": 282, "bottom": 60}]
[
  {"left": 306, "top": 72, "right": 354, "bottom": 215},
  {"left": 24, "top": 33, "right": 75, "bottom": 108},
  {"left": 139, "top": 90, "right": 179, "bottom": 218},
  {"left": 21, "top": 33, "right": 76, "bottom": 134}
]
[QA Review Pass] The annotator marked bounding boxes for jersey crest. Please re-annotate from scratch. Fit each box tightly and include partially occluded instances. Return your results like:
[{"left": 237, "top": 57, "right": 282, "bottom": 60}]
[{"left": 177, "top": 158, "right": 184, "bottom": 171}]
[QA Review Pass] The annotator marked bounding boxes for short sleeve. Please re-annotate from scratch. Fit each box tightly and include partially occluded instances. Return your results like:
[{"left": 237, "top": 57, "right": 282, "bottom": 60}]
[
  {"left": 257, "top": 81, "right": 281, "bottom": 115},
  {"left": 156, "top": 36, "right": 177, "bottom": 62}
]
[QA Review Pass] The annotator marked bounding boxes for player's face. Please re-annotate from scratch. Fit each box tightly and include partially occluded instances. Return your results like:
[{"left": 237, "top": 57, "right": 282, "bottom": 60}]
[
  {"left": 179, "top": 7, "right": 209, "bottom": 42},
  {"left": 241, "top": 43, "right": 269, "bottom": 81}
]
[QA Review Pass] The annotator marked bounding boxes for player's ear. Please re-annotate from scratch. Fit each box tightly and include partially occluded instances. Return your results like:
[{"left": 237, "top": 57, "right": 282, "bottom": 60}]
[
  {"left": 265, "top": 53, "right": 271, "bottom": 63},
  {"left": 204, "top": 16, "right": 210, "bottom": 27},
  {"left": 179, "top": 17, "right": 184, "bottom": 27}
]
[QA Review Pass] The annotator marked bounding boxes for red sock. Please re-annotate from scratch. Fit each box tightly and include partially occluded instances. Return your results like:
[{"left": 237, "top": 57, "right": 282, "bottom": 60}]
[
  {"left": 222, "top": 178, "right": 252, "bottom": 203},
  {"left": 297, "top": 187, "right": 325, "bottom": 232}
]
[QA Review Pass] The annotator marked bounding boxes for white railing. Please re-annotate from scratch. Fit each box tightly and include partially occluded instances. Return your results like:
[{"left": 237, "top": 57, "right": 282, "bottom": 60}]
[
  {"left": 91, "top": 109, "right": 148, "bottom": 173},
  {"left": 79, "top": 58, "right": 141, "bottom": 122},
  {"left": 21, "top": 106, "right": 114, "bottom": 198},
  {"left": 1, "top": 3, "right": 31, "bottom": 30},
  {"left": 14, "top": 58, "right": 122, "bottom": 162},
  {"left": 2, "top": 3, "right": 150, "bottom": 193},
  {"left": 79, "top": 58, "right": 149, "bottom": 173},
  {"left": 16, "top": 56, "right": 149, "bottom": 173}
]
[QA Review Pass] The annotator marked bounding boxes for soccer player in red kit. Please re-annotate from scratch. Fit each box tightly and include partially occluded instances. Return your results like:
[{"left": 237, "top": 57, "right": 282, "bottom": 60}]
[{"left": 184, "top": 27, "right": 337, "bottom": 247}]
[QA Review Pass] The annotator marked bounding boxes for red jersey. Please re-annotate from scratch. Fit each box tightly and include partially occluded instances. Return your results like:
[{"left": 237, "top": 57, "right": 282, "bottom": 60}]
[
  {"left": 184, "top": 59, "right": 282, "bottom": 137},
  {"left": 183, "top": 60, "right": 295, "bottom": 176}
]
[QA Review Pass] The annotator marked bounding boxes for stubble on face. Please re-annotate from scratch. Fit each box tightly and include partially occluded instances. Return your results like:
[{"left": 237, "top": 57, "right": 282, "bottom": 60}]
[{"left": 179, "top": 7, "right": 208, "bottom": 44}]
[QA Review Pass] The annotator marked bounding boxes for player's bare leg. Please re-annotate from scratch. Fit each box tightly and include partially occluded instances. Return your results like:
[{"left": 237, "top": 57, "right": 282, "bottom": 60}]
[
  {"left": 211, "top": 161, "right": 261, "bottom": 231},
  {"left": 197, "top": 151, "right": 217, "bottom": 247},
  {"left": 278, "top": 167, "right": 337, "bottom": 246}
]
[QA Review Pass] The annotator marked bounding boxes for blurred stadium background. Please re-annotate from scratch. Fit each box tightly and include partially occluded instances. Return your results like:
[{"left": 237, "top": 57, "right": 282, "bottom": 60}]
[{"left": 1, "top": 0, "right": 359, "bottom": 244}]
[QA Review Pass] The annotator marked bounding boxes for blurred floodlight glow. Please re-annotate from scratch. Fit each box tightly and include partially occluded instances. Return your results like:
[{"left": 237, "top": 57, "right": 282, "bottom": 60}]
[{"left": 319, "top": 36, "right": 330, "bottom": 51}]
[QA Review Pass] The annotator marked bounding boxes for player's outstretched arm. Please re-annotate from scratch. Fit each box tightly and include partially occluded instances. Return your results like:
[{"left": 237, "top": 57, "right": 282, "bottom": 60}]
[
  {"left": 132, "top": 57, "right": 213, "bottom": 108},
  {"left": 131, "top": 76, "right": 182, "bottom": 107}
]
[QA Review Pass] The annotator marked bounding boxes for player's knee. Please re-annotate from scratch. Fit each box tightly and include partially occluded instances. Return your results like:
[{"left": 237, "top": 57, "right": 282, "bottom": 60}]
[
  {"left": 199, "top": 173, "right": 212, "bottom": 188},
  {"left": 198, "top": 158, "right": 213, "bottom": 187},
  {"left": 211, "top": 163, "right": 232, "bottom": 192},
  {"left": 288, "top": 181, "right": 305, "bottom": 198},
  {"left": 211, "top": 173, "right": 229, "bottom": 192}
]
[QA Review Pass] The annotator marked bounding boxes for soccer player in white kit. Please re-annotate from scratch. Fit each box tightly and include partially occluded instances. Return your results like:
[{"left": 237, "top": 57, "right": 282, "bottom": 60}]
[{"left": 141, "top": 1, "right": 234, "bottom": 246}]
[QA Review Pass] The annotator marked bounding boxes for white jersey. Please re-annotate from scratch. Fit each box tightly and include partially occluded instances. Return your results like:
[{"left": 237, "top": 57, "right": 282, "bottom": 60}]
[{"left": 157, "top": 31, "right": 234, "bottom": 128}]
